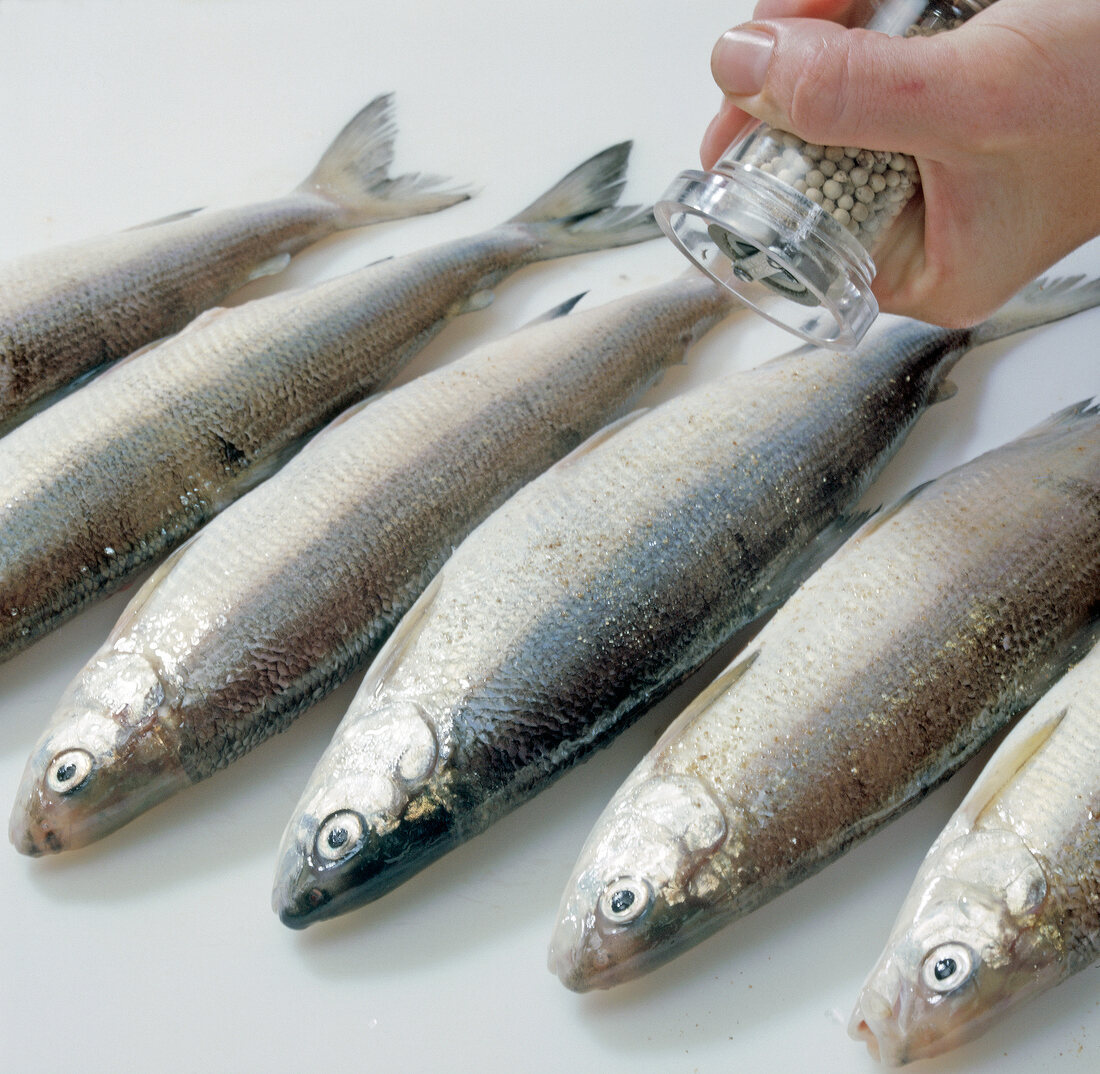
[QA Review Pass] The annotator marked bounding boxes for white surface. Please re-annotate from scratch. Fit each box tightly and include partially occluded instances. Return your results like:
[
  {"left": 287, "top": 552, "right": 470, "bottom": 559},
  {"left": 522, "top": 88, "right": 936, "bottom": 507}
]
[{"left": 1, "top": 2, "right": 1098, "bottom": 1072}]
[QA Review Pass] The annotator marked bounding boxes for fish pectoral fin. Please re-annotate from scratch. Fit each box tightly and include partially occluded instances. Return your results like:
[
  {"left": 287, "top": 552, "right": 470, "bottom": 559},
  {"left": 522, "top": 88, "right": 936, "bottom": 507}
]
[
  {"left": 958, "top": 703, "right": 1070, "bottom": 831},
  {"left": 300, "top": 391, "right": 391, "bottom": 450},
  {"left": 125, "top": 206, "right": 204, "bottom": 230},
  {"left": 359, "top": 570, "right": 447, "bottom": 702},
  {"left": 104, "top": 530, "right": 207, "bottom": 646},
  {"left": 653, "top": 650, "right": 761, "bottom": 750},
  {"left": 845, "top": 480, "right": 935, "bottom": 544},
  {"left": 755, "top": 507, "right": 879, "bottom": 614},
  {"left": 1017, "top": 398, "right": 1099, "bottom": 441},
  {"left": 247, "top": 252, "right": 293, "bottom": 282},
  {"left": 89, "top": 304, "right": 233, "bottom": 382},
  {"left": 176, "top": 305, "right": 235, "bottom": 336},
  {"left": 550, "top": 408, "right": 651, "bottom": 470},
  {"left": 90, "top": 334, "right": 177, "bottom": 381}
]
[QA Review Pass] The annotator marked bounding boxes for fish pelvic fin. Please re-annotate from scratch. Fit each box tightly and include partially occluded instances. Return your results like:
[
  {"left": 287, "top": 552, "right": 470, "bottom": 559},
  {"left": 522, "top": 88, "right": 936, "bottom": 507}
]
[
  {"left": 299, "top": 94, "right": 470, "bottom": 227},
  {"left": 971, "top": 276, "right": 1100, "bottom": 348},
  {"left": 508, "top": 141, "right": 660, "bottom": 260}
]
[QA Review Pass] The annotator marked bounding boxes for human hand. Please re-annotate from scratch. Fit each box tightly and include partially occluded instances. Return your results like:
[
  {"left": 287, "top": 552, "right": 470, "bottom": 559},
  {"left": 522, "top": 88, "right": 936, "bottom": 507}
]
[{"left": 701, "top": 0, "right": 1100, "bottom": 326}]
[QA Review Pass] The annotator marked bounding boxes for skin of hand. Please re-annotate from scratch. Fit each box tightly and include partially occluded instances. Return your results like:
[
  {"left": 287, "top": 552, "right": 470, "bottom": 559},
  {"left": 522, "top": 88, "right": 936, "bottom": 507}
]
[{"left": 702, "top": 0, "right": 1100, "bottom": 326}]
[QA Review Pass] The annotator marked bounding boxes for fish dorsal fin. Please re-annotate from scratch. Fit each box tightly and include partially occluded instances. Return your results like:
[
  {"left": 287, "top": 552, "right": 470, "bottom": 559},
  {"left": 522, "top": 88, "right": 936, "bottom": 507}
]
[
  {"left": 551, "top": 408, "right": 651, "bottom": 471},
  {"left": 125, "top": 207, "right": 204, "bottom": 230},
  {"left": 957, "top": 704, "right": 1070, "bottom": 832},
  {"left": 360, "top": 570, "right": 447, "bottom": 703},
  {"left": 1017, "top": 398, "right": 1099, "bottom": 441}
]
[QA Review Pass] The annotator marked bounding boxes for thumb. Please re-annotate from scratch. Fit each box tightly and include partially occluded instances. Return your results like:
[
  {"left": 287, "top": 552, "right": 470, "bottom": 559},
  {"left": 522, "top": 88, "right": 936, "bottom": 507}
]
[{"left": 710, "top": 18, "right": 983, "bottom": 156}]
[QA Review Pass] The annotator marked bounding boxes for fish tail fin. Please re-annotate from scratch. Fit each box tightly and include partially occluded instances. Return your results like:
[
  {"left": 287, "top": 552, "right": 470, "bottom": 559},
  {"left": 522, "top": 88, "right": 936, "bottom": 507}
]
[
  {"left": 971, "top": 276, "right": 1100, "bottom": 347},
  {"left": 299, "top": 94, "right": 469, "bottom": 226},
  {"left": 508, "top": 142, "right": 660, "bottom": 260}
]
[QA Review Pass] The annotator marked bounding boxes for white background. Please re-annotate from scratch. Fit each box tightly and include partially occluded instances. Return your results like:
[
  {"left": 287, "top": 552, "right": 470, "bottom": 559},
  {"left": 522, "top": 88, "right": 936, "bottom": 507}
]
[{"left": 1, "top": 2, "right": 1097, "bottom": 1072}]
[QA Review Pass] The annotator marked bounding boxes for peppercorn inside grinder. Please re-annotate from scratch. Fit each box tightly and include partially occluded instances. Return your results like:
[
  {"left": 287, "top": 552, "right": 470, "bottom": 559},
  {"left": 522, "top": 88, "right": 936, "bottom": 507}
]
[{"left": 655, "top": 0, "right": 996, "bottom": 349}]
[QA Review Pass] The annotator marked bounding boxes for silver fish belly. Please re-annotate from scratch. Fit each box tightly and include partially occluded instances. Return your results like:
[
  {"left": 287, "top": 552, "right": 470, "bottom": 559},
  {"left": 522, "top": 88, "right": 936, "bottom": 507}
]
[
  {"left": 0, "top": 95, "right": 467, "bottom": 432},
  {"left": 0, "top": 142, "right": 657, "bottom": 664},
  {"left": 850, "top": 640, "right": 1100, "bottom": 1066},
  {"left": 7, "top": 272, "right": 736, "bottom": 856},
  {"left": 267, "top": 281, "right": 1078, "bottom": 928},
  {"left": 549, "top": 403, "right": 1100, "bottom": 992}
]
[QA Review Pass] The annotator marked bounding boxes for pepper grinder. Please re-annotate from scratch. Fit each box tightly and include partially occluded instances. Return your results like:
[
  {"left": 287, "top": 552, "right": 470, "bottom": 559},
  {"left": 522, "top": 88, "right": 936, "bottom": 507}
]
[{"left": 656, "top": 0, "right": 997, "bottom": 348}]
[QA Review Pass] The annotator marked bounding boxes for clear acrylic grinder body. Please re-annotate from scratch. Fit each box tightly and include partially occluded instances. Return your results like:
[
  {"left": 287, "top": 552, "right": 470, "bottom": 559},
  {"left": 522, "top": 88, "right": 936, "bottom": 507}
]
[{"left": 655, "top": 0, "right": 996, "bottom": 349}]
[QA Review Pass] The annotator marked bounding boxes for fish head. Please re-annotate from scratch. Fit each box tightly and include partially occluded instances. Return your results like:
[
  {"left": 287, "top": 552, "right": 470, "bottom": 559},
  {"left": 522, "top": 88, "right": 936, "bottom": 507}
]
[
  {"left": 548, "top": 771, "right": 728, "bottom": 990},
  {"left": 273, "top": 697, "right": 452, "bottom": 928},
  {"left": 849, "top": 830, "right": 1062, "bottom": 1065},
  {"left": 9, "top": 649, "right": 188, "bottom": 855}
]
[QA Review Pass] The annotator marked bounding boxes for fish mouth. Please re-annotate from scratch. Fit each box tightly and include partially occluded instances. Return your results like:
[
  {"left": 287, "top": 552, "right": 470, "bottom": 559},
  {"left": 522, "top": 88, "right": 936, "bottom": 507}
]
[
  {"left": 272, "top": 802, "right": 460, "bottom": 929},
  {"left": 547, "top": 911, "right": 592, "bottom": 992},
  {"left": 9, "top": 810, "right": 67, "bottom": 857},
  {"left": 9, "top": 744, "right": 191, "bottom": 857},
  {"left": 548, "top": 892, "right": 675, "bottom": 992},
  {"left": 275, "top": 871, "right": 334, "bottom": 930},
  {"left": 9, "top": 765, "right": 85, "bottom": 856},
  {"left": 849, "top": 986, "right": 905, "bottom": 1066},
  {"left": 271, "top": 831, "right": 355, "bottom": 930}
]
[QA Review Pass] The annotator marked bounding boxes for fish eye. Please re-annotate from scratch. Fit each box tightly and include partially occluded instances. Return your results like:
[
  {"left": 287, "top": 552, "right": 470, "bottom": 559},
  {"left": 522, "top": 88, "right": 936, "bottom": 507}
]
[
  {"left": 314, "top": 810, "right": 365, "bottom": 864},
  {"left": 45, "top": 749, "right": 94, "bottom": 794},
  {"left": 598, "top": 877, "right": 652, "bottom": 925},
  {"left": 921, "top": 942, "right": 974, "bottom": 994}
]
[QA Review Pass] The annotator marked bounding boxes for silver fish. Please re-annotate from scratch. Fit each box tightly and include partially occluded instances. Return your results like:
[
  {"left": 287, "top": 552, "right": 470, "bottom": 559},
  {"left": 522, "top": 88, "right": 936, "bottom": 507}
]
[
  {"left": 548, "top": 402, "right": 1100, "bottom": 993},
  {"left": 0, "top": 142, "right": 657, "bottom": 664},
  {"left": 8, "top": 271, "right": 737, "bottom": 856},
  {"left": 270, "top": 280, "right": 1100, "bottom": 929},
  {"left": 0, "top": 95, "right": 467, "bottom": 432},
  {"left": 850, "top": 640, "right": 1100, "bottom": 1066}
]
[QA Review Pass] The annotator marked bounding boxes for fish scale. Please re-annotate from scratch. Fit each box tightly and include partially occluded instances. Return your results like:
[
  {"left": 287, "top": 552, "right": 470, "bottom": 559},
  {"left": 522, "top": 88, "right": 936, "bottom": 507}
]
[
  {"left": 852, "top": 640, "right": 1100, "bottom": 1064},
  {"left": 0, "top": 95, "right": 467, "bottom": 432},
  {"left": 9, "top": 270, "right": 732, "bottom": 855},
  {"left": 0, "top": 141, "right": 658, "bottom": 664},
  {"left": 549, "top": 402, "right": 1100, "bottom": 993},
  {"left": 271, "top": 284, "right": 1100, "bottom": 929}
]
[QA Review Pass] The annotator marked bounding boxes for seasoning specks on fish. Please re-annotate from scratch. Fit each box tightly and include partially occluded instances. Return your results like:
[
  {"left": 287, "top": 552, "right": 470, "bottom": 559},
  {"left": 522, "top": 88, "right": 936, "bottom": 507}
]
[
  {"left": 272, "top": 279, "right": 1100, "bottom": 929},
  {"left": 850, "top": 639, "right": 1100, "bottom": 1066},
  {"left": 0, "top": 141, "right": 657, "bottom": 665},
  {"left": 8, "top": 271, "right": 737, "bottom": 855},
  {"left": 549, "top": 400, "right": 1100, "bottom": 993}
]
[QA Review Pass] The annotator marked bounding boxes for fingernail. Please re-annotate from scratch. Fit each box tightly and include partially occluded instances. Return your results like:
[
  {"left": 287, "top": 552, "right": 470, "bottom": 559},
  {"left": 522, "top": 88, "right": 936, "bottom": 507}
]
[{"left": 711, "top": 27, "right": 775, "bottom": 97}]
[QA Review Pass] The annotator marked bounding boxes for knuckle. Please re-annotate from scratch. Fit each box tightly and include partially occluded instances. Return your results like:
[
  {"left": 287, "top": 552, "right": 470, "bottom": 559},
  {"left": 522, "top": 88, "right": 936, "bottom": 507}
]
[
  {"left": 782, "top": 35, "right": 855, "bottom": 140},
  {"left": 779, "top": 31, "right": 879, "bottom": 145}
]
